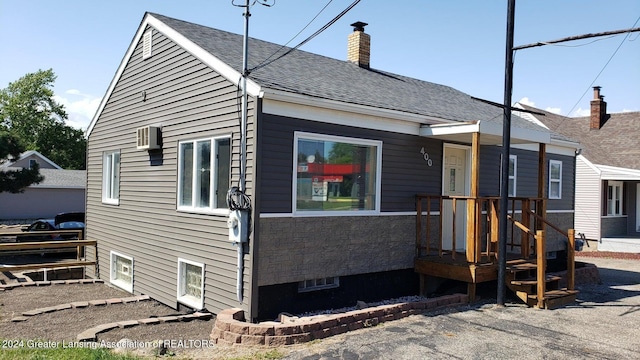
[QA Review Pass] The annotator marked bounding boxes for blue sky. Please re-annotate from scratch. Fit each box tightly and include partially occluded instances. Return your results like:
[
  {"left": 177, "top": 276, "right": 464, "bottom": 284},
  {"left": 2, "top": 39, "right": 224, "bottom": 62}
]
[{"left": 1, "top": 0, "right": 638, "bottom": 131}]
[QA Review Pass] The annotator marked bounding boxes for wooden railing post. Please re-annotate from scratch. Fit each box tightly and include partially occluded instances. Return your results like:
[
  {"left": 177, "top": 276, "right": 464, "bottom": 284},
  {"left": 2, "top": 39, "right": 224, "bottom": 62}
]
[
  {"left": 491, "top": 199, "right": 499, "bottom": 260},
  {"left": 416, "top": 196, "right": 423, "bottom": 257},
  {"left": 567, "top": 229, "right": 575, "bottom": 291},
  {"left": 536, "top": 230, "right": 546, "bottom": 308},
  {"left": 452, "top": 198, "right": 457, "bottom": 260},
  {"left": 521, "top": 199, "right": 531, "bottom": 258}
]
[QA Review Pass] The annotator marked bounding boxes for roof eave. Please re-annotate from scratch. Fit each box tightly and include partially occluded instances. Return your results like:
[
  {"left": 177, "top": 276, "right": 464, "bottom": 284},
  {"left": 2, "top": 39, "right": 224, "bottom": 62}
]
[
  {"left": 420, "top": 119, "right": 551, "bottom": 145},
  {"left": 262, "top": 88, "right": 454, "bottom": 126}
]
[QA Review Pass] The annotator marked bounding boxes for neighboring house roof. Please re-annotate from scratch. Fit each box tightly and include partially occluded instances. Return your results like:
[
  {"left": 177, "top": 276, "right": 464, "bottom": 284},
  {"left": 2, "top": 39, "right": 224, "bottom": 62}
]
[
  {"left": 1, "top": 167, "right": 86, "bottom": 189},
  {"left": 518, "top": 103, "right": 640, "bottom": 170},
  {"left": 0, "top": 150, "right": 62, "bottom": 170},
  {"left": 88, "top": 12, "right": 555, "bottom": 144}
]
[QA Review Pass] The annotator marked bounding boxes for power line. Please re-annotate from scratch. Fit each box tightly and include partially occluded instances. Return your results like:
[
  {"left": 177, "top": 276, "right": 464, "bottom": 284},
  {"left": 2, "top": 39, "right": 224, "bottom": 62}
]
[
  {"left": 249, "top": 0, "right": 361, "bottom": 73},
  {"left": 565, "top": 17, "right": 640, "bottom": 117},
  {"left": 250, "top": 0, "right": 334, "bottom": 71}
]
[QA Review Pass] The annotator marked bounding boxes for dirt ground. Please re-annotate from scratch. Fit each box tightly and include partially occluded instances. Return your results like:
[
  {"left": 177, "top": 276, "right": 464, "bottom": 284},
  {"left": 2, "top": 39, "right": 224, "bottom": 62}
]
[
  {"left": 1, "top": 250, "right": 638, "bottom": 359},
  {"left": 0, "top": 282, "right": 267, "bottom": 359}
]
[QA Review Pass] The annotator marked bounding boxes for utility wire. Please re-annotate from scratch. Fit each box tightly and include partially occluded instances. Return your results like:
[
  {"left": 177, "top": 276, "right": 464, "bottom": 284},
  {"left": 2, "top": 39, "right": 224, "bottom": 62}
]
[
  {"left": 565, "top": 15, "right": 640, "bottom": 117},
  {"left": 249, "top": 0, "right": 361, "bottom": 73},
  {"left": 250, "top": 0, "right": 333, "bottom": 71}
]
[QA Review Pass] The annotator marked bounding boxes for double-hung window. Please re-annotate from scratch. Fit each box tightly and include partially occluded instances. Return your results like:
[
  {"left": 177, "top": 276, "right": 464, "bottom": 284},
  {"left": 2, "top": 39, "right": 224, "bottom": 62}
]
[
  {"left": 293, "top": 132, "right": 382, "bottom": 214},
  {"left": 178, "top": 136, "right": 231, "bottom": 213},
  {"left": 607, "top": 181, "right": 623, "bottom": 216},
  {"left": 549, "top": 160, "right": 562, "bottom": 199},
  {"left": 102, "top": 151, "right": 120, "bottom": 205},
  {"left": 508, "top": 155, "right": 517, "bottom": 197},
  {"left": 500, "top": 154, "right": 517, "bottom": 197}
]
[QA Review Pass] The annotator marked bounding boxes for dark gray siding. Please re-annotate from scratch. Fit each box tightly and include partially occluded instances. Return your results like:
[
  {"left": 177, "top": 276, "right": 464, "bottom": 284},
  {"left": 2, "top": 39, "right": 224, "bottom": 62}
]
[
  {"left": 258, "top": 114, "right": 443, "bottom": 213},
  {"left": 479, "top": 146, "right": 575, "bottom": 210},
  {"left": 86, "top": 26, "right": 254, "bottom": 315}
]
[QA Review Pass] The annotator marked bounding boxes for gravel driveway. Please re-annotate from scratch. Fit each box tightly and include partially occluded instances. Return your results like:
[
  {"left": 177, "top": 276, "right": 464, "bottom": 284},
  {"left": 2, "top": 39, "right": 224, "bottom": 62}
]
[{"left": 280, "top": 256, "right": 640, "bottom": 360}]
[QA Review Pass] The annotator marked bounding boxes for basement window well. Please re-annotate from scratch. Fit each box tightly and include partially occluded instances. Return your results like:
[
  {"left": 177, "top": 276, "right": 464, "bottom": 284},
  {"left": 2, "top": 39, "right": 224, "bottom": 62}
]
[
  {"left": 298, "top": 277, "right": 340, "bottom": 293},
  {"left": 110, "top": 251, "right": 133, "bottom": 293},
  {"left": 177, "top": 258, "right": 205, "bottom": 310}
]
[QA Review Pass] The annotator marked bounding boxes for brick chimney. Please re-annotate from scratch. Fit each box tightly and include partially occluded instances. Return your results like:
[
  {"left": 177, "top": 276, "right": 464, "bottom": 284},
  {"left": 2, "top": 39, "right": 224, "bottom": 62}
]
[
  {"left": 590, "top": 86, "right": 607, "bottom": 130},
  {"left": 347, "top": 21, "right": 370, "bottom": 69}
]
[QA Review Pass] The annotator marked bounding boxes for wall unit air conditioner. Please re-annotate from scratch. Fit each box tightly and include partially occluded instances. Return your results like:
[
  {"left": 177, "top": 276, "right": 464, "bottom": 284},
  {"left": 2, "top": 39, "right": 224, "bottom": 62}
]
[{"left": 136, "top": 126, "right": 161, "bottom": 150}]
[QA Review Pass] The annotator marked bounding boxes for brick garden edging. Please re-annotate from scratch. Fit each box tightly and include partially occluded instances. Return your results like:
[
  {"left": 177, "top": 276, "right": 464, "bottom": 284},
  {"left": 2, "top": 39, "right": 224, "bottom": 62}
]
[
  {"left": 210, "top": 293, "right": 468, "bottom": 346},
  {"left": 10, "top": 294, "right": 152, "bottom": 322},
  {"left": 76, "top": 312, "right": 213, "bottom": 342},
  {"left": 0, "top": 278, "right": 104, "bottom": 290}
]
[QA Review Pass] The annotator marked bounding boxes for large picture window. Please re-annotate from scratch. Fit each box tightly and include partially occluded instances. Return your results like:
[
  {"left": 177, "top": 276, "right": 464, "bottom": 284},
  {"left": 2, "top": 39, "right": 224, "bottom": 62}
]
[
  {"left": 607, "top": 181, "right": 623, "bottom": 216},
  {"left": 178, "top": 136, "right": 231, "bottom": 213},
  {"left": 102, "top": 151, "right": 120, "bottom": 205},
  {"left": 293, "top": 132, "right": 381, "bottom": 214},
  {"left": 549, "top": 160, "right": 562, "bottom": 199}
]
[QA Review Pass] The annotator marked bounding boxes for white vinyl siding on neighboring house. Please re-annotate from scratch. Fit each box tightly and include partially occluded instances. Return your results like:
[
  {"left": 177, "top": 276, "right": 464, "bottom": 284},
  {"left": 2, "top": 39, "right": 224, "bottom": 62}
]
[
  {"left": 177, "top": 136, "right": 231, "bottom": 214},
  {"left": 574, "top": 157, "right": 602, "bottom": 241},
  {"left": 102, "top": 151, "right": 120, "bottom": 205},
  {"left": 549, "top": 160, "right": 562, "bottom": 199},
  {"left": 177, "top": 258, "right": 205, "bottom": 310}
]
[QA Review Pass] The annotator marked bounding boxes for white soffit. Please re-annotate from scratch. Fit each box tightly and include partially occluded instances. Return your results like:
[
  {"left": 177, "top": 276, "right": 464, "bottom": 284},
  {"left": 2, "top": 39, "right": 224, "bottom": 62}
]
[{"left": 420, "top": 119, "right": 550, "bottom": 145}]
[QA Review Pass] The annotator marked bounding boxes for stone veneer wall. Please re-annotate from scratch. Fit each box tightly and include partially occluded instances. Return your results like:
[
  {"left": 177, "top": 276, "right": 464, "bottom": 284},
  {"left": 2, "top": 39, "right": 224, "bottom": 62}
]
[{"left": 257, "top": 216, "right": 416, "bottom": 286}]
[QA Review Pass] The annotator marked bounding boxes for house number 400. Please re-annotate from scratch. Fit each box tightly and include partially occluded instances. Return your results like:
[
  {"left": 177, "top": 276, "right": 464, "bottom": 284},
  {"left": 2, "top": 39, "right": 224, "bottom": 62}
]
[{"left": 420, "top": 147, "right": 433, "bottom": 166}]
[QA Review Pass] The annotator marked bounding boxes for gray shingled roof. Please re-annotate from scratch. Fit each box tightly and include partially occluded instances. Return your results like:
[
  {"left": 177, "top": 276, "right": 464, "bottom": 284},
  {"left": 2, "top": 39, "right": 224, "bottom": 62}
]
[
  {"left": 519, "top": 104, "right": 640, "bottom": 170},
  {"left": 150, "top": 13, "right": 547, "bottom": 134},
  {"left": 3, "top": 167, "right": 86, "bottom": 188}
]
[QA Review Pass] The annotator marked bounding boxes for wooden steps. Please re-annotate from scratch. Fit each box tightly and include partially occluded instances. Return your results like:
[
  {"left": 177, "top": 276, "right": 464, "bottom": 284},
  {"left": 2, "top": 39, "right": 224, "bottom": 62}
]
[{"left": 505, "top": 260, "right": 577, "bottom": 309}]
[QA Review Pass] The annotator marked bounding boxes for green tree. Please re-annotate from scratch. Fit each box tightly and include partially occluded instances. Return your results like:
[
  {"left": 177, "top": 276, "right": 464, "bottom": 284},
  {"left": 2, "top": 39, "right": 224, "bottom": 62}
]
[
  {"left": 0, "top": 131, "right": 43, "bottom": 193},
  {"left": 0, "top": 69, "right": 86, "bottom": 169}
]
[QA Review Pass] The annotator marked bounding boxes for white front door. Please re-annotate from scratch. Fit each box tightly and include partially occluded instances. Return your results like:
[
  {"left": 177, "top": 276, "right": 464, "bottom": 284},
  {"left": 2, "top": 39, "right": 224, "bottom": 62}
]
[{"left": 442, "top": 145, "right": 470, "bottom": 251}]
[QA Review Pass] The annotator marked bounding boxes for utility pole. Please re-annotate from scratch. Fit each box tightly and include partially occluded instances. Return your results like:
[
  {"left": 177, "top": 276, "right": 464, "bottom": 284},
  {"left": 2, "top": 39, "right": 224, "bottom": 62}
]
[{"left": 497, "top": 0, "right": 516, "bottom": 307}]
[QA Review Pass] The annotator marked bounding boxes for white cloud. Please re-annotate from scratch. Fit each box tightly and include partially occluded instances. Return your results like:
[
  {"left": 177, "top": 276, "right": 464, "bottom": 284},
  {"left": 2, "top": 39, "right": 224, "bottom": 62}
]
[
  {"left": 622, "top": 108, "right": 638, "bottom": 113},
  {"left": 54, "top": 90, "right": 101, "bottom": 131},
  {"left": 572, "top": 107, "right": 590, "bottom": 117},
  {"left": 544, "top": 107, "right": 562, "bottom": 114},
  {"left": 518, "top": 97, "right": 535, "bottom": 107}
]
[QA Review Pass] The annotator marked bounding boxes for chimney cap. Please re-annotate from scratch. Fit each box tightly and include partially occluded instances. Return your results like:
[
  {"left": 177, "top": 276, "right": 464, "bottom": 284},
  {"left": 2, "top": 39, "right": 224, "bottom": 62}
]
[{"left": 350, "top": 21, "right": 368, "bottom": 32}]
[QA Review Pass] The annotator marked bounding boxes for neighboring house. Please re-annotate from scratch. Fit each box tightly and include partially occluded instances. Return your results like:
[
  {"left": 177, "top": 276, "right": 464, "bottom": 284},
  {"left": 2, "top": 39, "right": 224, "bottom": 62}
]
[
  {"left": 85, "top": 13, "right": 579, "bottom": 321},
  {"left": 517, "top": 87, "right": 640, "bottom": 253},
  {"left": 0, "top": 150, "right": 86, "bottom": 222}
]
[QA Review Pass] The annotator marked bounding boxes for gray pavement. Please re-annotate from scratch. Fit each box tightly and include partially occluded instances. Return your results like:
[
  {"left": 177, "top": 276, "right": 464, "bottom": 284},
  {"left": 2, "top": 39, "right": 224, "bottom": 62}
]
[{"left": 283, "top": 257, "right": 640, "bottom": 360}]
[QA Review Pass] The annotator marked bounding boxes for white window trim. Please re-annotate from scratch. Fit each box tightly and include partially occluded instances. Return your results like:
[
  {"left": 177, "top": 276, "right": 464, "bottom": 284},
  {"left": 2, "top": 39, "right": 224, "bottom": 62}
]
[
  {"left": 292, "top": 132, "right": 382, "bottom": 217},
  {"left": 508, "top": 155, "right": 517, "bottom": 197},
  {"left": 177, "top": 136, "right": 231, "bottom": 215},
  {"left": 607, "top": 181, "right": 623, "bottom": 216},
  {"left": 500, "top": 154, "right": 517, "bottom": 197},
  {"left": 177, "top": 258, "right": 205, "bottom": 310},
  {"left": 110, "top": 251, "right": 133, "bottom": 293},
  {"left": 102, "top": 151, "right": 120, "bottom": 205},
  {"left": 548, "top": 160, "right": 562, "bottom": 199}
]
